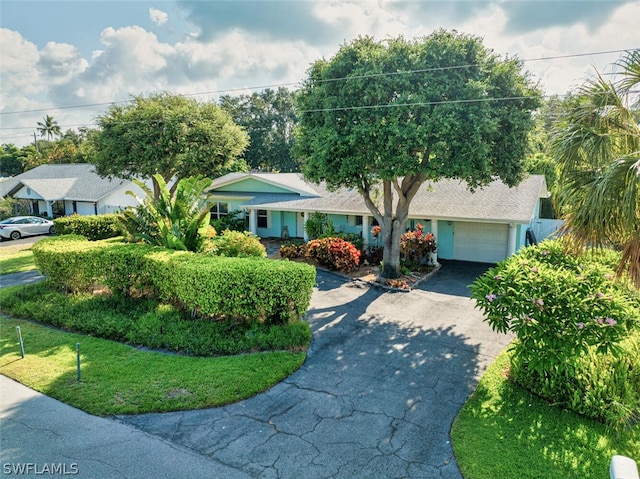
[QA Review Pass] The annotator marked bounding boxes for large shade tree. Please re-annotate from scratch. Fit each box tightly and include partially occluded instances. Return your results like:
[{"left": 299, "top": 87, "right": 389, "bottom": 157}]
[
  {"left": 550, "top": 50, "right": 640, "bottom": 287},
  {"left": 91, "top": 93, "right": 249, "bottom": 197},
  {"left": 296, "top": 30, "right": 541, "bottom": 278},
  {"left": 220, "top": 87, "right": 299, "bottom": 172}
]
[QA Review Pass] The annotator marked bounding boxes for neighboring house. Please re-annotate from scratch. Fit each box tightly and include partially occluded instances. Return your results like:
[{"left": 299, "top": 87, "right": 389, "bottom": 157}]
[
  {"left": 207, "top": 172, "right": 550, "bottom": 264},
  {"left": 0, "top": 164, "right": 146, "bottom": 218}
]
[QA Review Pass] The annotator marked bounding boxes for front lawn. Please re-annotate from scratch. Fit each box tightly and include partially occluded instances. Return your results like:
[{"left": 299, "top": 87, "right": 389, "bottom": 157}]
[
  {"left": 0, "top": 249, "right": 35, "bottom": 274},
  {"left": 1, "top": 316, "right": 305, "bottom": 416},
  {"left": 452, "top": 349, "right": 640, "bottom": 479}
]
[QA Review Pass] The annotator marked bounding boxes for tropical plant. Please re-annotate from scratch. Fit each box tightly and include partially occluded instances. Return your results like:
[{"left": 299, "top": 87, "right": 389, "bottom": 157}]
[
  {"left": 550, "top": 50, "right": 640, "bottom": 288},
  {"left": 296, "top": 30, "right": 541, "bottom": 279},
  {"left": 36, "top": 115, "right": 61, "bottom": 141},
  {"left": 304, "top": 211, "right": 334, "bottom": 240},
  {"left": 120, "top": 174, "right": 213, "bottom": 252}
]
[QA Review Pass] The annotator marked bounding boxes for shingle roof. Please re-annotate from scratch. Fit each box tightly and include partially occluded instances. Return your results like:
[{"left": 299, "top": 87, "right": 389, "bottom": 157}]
[
  {"left": 210, "top": 172, "right": 548, "bottom": 224},
  {"left": 0, "top": 164, "right": 132, "bottom": 202}
]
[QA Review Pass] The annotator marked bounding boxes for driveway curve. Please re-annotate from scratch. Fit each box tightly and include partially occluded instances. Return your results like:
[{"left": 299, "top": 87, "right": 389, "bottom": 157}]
[{"left": 119, "top": 265, "right": 512, "bottom": 479}]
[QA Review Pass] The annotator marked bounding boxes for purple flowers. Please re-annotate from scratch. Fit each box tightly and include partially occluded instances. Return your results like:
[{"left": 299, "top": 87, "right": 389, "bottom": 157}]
[
  {"left": 596, "top": 292, "right": 605, "bottom": 299},
  {"left": 605, "top": 318, "right": 617, "bottom": 326},
  {"left": 485, "top": 294, "right": 497, "bottom": 302},
  {"left": 494, "top": 275, "right": 502, "bottom": 281},
  {"left": 540, "top": 250, "right": 550, "bottom": 256},
  {"left": 577, "top": 322, "right": 585, "bottom": 330},
  {"left": 533, "top": 298, "right": 544, "bottom": 310}
]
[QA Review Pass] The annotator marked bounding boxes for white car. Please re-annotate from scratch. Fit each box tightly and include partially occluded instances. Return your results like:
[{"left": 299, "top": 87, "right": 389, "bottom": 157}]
[{"left": 0, "top": 216, "right": 55, "bottom": 240}]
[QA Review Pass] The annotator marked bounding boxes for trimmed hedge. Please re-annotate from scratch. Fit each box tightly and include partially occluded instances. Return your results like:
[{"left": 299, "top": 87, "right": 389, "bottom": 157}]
[
  {"left": 53, "top": 214, "right": 123, "bottom": 240},
  {"left": 33, "top": 236, "right": 316, "bottom": 325}
]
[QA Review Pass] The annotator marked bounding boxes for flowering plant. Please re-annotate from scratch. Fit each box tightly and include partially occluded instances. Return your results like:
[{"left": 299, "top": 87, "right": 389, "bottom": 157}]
[{"left": 400, "top": 224, "right": 436, "bottom": 264}]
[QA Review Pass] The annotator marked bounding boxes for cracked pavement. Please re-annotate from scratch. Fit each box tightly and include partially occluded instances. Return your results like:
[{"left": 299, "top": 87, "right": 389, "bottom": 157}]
[
  {"left": 1, "top": 261, "right": 512, "bottom": 478},
  {"left": 120, "top": 263, "right": 512, "bottom": 479}
]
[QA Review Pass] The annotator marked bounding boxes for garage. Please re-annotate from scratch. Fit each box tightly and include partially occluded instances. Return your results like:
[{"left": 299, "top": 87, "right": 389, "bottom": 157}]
[{"left": 453, "top": 222, "right": 509, "bottom": 263}]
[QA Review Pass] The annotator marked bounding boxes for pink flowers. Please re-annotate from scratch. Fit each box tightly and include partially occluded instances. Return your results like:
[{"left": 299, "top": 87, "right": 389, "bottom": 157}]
[
  {"left": 485, "top": 294, "right": 497, "bottom": 302},
  {"left": 533, "top": 298, "right": 544, "bottom": 310},
  {"left": 605, "top": 317, "right": 617, "bottom": 326},
  {"left": 577, "top": 322, "right": 585, "bottom": 330}
]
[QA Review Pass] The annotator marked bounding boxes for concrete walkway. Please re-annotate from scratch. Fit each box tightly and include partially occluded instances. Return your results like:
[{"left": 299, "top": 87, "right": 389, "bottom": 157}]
[{"left": 1, "top": 265, "right": 511, "bottom": 478}]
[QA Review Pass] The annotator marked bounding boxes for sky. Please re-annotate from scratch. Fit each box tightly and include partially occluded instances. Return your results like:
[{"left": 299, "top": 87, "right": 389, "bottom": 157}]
[{"left": 1, "top": 0, "right": 638, "bottom": 147}]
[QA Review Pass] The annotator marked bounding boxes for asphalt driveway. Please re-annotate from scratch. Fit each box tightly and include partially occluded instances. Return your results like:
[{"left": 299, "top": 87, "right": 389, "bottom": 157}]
[{"left": 118, "top": 264, "right": 512, "bottom": 479}]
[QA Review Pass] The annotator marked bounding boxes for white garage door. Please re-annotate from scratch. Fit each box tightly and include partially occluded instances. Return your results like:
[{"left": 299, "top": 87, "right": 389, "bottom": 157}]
[{"left": 453, "top": 222, "right": 509, "bottom": 263}]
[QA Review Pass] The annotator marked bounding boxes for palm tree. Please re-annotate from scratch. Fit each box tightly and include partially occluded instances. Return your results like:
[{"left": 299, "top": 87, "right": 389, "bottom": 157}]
[
  {"left": 36, "top": 115, "right": 61, "bottom": 141},
  {"left": 550, "top": 50, "right": 640, "bottom": 287}
]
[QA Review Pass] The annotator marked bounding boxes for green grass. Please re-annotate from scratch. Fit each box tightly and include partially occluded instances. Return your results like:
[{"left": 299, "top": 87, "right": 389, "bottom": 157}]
[
  {"left": 0, "top": 249, "right": 35, "bottom": 274},
  {"left": 1, "top": 316, "right": 306, "bottom": 416},
  {"left": 452, "top": 349, "right": 639, "bottom": 479}
]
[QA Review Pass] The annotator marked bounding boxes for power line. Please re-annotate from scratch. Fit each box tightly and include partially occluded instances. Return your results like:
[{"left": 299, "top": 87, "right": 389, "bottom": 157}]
[{"left": 0, "top": 47, "right": 636, "bottom": 118}]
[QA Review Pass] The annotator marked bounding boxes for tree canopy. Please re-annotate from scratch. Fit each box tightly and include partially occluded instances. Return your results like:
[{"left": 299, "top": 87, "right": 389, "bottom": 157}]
[
  {"left": 550, "top": 50, "right": 640, "bottom": 287},
  {"left": 296, "top": 30, "right": 541, "bottom": 278},
  {"left": 91, "top": 93, "right": 249, "bottom": 196},
  {"left": 220, "top": 88, "right": 299, "bottom": 172}
]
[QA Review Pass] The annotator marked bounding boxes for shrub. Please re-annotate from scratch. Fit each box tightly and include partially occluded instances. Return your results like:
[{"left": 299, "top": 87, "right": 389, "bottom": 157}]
[
  {"left": 31, "top": 236, "right": 315, "bottom": 325},
  {"left": 210, "top": 209, "right": 247, "bottom": 233},
  {"left": 400, "top": 224, "right": 436, "bottom": 264},
  {"left": 53, "top": 214, "right": 123, "bottom": 240},
  {"left": 305, "top": 237, "right": 360, "bottom": 272},
  {"left": 279, "top": 242, "right": 306, "bottom": 259},
  {"left": 207, "top": 230, "right": 266, "bottom": 258},
  {"left": 320, "top": 232, "right": 364, "bottom": 251},
  {"left": 472, "top": 238, "right": 640, "bottom": 428},
  {"left": 305, "top": 211, "right": 334, "bottom": 240}
]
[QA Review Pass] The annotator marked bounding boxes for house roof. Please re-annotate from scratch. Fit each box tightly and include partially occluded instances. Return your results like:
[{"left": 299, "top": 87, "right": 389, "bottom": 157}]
[
  {"left": 209, "top": 172, "right": 548, "bottom": 224},
  {"left": 208, "top": 172, "right": 322, "bottom": 197},
  {"left": 0, "top": 164, "right": 132, "bottom": 202}
]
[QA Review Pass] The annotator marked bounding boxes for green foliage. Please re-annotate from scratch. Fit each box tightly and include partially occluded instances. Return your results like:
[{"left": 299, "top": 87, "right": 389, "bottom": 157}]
[
  {"left": 205, "top": 230, "right": 266, "bottom": 258},
  {"left": 210, "top": 209, "right": 248, "bottom": 232},
  {"left": 0, "top": 197, "right": 23, "bottom": 219},
  {"left": 1, "top": 288, "right": 311, "bottom": 358},
  {"left": 304, "top": 211, "right": 334, "bottom": 240},
  {"left": 452, "top": 349, "right": 640, "bottom": 479},
  {"left": 53, "top": 214, "right": 123, "bottom": 240},
  {"left": 220, "top": 87, "right": 300, "bottom": 172},
  {"left": 31, "top": 236, "right": 316, "bottom": 325},
  {"left": 120, "top": 174, "right": 213, "bottom": 252},
  {"left": 472, "top": 239, "right": 640, "bottom": 427},
  {"left": 296, "top": 30, "right": 541, "bottom": 279},
  {"left": 91, "top": 92, "right": 249, "bottom": 189},
  {"left": 550, "top": 51, "right": 640, "bottom": 287},
  {"left": 305, "top": 237, "right": 361, "bottom": 272}
]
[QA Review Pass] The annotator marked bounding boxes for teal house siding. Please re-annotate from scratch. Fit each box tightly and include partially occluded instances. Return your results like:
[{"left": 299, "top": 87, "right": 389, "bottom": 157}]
[
  {"left": 281, "top": 211, "right": 299, "bottom": 238},
  {"left": 216, "top": 178, "right": 293, "bottom": 194}
]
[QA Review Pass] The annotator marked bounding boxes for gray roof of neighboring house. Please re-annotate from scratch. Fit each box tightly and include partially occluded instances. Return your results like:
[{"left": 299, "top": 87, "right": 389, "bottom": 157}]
[
  {"left": 210, "top": 172, "right": 548, "bottom": 224},
  {"left": 0, "top": 164, "right": 132, "bottom": 202}
]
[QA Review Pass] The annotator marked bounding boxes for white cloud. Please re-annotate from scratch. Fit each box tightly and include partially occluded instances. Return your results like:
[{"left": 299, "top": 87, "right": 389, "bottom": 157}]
[
  {"left": 38, "top": 42, "right": 88, "bottom": 85},
  {"left": 149, "top": 7, "right": 169, "bottom": 26}
]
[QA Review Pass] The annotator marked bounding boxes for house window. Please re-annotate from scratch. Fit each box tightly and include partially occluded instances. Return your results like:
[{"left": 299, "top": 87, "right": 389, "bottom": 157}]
[
  {"left": 355, "top": 215, "right": 363, "bottom": 226},
  {"left": 211, "top": 202, "right": 229, "bottom": 220},
  {"left": 257, "top": 210, "right": 268, "bottom": 228}
]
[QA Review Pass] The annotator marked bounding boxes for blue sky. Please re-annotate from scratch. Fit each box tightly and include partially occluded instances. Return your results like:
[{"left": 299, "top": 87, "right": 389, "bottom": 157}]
[{"left": 1, "top": 0, "right": 638, "bottom": 146}]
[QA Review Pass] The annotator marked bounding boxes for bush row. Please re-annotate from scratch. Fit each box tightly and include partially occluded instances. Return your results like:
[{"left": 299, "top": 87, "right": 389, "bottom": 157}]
[
  {"left": 472, "top": 239, "right": 640, "bottom": 429},
  {"left": 53, "top": 214, "right": 123, "bottom": 240},
  {"left": 33, "top": 236, "right": 316, "bottom": 325}
]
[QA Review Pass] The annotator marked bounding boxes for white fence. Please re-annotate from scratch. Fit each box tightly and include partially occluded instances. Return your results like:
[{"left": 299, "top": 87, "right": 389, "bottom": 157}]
[{"left": 531, "top": 219, "right": 565, "bottom": 243}]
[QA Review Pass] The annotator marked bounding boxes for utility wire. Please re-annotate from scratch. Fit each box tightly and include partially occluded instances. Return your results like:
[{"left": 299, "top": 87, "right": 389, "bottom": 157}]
[{"left": 0, "top": 47, "right": 636, "bottom": 118}]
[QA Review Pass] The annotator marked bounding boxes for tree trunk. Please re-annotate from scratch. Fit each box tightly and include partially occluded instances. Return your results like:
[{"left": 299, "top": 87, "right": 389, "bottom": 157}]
[
  {"left": 381, "top": 218, "right": 404, "bottom": 279},
  {"left": 360, "top": 174, "right": 426, "bottom": 281}
]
